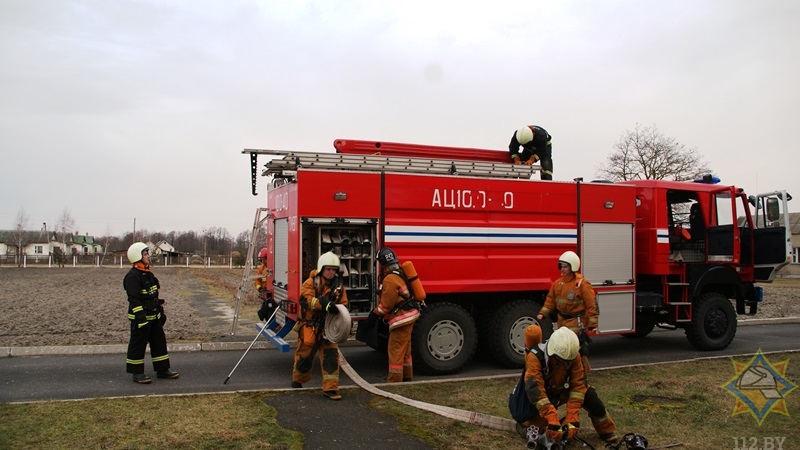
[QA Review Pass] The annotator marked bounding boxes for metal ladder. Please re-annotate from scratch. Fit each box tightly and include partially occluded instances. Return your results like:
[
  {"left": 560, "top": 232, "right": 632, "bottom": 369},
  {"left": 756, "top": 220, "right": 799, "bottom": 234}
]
[
  {"left": 230, "top": 207, "right": 270, "bottom": 335},
  {"left": 665, "top": 272, "right": 692, "bottom": 323},
  {"left": 244, "top": 149, "right": 539, "bottom": 181}
]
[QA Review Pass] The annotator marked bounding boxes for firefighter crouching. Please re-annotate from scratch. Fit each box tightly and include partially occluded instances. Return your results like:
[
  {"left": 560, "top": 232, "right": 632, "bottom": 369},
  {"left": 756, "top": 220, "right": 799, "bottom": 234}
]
[
  {"left": 537, "top": 251, "right": 598, "bottom": 370},
  {"left": 516, "top": 325, "right": 618, "bottom": 445},
  {"left": 124, "top": 242, "right": 179, "bottom": 384},
  {"left": 365, "top": 247, "right": 421, "bottom": 383},
  {"left": 293, "top": 251, "right": 349, "bottom": 400}
]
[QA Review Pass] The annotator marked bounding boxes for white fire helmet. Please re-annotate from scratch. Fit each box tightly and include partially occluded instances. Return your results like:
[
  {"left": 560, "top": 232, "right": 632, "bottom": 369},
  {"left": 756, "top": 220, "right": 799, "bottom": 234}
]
[
  {"left": 515, "top": 126, "right": 534, "bottom": 145},
  {"left": 559, "top": 251, "right": 580, "bottom": 272},
  {"left": 317, "top": 251, "right": 341, "bottom": 273},
  {"left": 546, "top": 327, "right": 580, "bottom": 361},
  {"left": 127, "top": 242, "right": 149, "bottom": 264}
]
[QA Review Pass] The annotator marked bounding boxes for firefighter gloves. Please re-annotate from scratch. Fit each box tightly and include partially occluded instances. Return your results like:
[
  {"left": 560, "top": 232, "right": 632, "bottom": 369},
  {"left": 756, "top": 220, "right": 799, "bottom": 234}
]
[
  {"left": 545, "top": 424, "right": 564, "bottom": 441},
  {"left": 135, "top": 311, "right": 148, "bottom": 328},
  {"left": 566, "top": 422, "right": 580, "bottom": 440},
  {"left": 325, "top": 301, "right": 340, "bottom": 315}
]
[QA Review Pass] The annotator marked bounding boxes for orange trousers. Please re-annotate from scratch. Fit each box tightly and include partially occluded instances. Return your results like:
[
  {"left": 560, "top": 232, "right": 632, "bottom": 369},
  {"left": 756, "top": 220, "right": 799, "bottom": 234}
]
[
  {"left": 292, "top": 324, "right": 340, "bottom": 391},
  {"left": 387, "top": 323, "right": 413, "bottom": 383}
]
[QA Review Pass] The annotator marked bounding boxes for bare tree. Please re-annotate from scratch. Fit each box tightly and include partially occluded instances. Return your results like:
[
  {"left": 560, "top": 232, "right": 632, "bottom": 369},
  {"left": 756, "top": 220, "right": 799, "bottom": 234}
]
[
  {"left": 98, "top": 226, "right": 115, "bottom": 265},
  {"left": 596, "top": 123, "right": 712, "bottom": 181},
  {"left": 11, "top": 207, "right": 31, "bottom": 266},
  {"left": 55, "top": 208, "right": 76, "bottom": 265}
]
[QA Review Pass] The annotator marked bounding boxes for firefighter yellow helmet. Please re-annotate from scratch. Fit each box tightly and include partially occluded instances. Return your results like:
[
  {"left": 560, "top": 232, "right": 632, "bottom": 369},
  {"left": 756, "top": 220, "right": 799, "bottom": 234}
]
[
  {"left": 524, "top": 323, "right": 542, "bottom": 350},
  {"left": 515, "top": 126, "right": 534, "bottom": 145},
  {"left": 127, "top": 242, "right": 149, "bottom": 264},
  {"left": 558, "top": 251, "right": 580, "bottom": 272},
  {"left": 317, "top": 251, "right": 341, "bottom": 273},
  {"left": 546, "top": 327, "right": 580, "bottom": 361}
]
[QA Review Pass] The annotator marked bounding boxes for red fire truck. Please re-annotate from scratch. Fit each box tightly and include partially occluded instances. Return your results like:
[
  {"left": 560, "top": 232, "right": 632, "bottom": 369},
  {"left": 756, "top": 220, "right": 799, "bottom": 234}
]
[{"left": 240, "top": 139, "right": 791, "bottom": 375}]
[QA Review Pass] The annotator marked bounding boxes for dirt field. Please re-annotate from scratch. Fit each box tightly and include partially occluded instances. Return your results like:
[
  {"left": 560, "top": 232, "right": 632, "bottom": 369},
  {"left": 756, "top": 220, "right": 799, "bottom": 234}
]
[
  {"left": 0, "top": 267, "right": 260, "bottom": 347},
  {"left": 1, "top": 267, "right": 799, "bottom": 348}
]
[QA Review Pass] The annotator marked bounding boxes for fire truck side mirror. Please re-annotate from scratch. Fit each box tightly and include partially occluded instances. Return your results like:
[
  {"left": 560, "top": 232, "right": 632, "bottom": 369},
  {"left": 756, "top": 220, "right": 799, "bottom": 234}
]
[{"left": 766, "top": 197, "right": 780, "bottom": 222}]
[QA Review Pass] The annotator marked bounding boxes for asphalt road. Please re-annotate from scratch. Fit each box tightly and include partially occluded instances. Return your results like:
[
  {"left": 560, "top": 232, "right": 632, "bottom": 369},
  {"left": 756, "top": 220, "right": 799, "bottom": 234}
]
[{"left": 2, "top": 322, "right": 799, "bottom": 404}]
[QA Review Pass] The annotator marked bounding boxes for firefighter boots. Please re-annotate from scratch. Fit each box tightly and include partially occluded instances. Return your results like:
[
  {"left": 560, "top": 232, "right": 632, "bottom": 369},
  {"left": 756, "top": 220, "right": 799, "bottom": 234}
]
[
  {"left": 323, "top": 390, "right": 342, "bottom": 400},
  {"left": 157, "top": 370, "right": 180, "bottom": 379},
  {"left": 132, "top": 373, "right": 152, "bottom": 384}
]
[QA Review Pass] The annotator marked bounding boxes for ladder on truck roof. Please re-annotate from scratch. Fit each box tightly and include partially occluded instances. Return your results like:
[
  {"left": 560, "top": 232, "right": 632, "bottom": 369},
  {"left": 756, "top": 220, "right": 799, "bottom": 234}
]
[{"left": 243, "top": 148, "right": 539, "bottom": 194}]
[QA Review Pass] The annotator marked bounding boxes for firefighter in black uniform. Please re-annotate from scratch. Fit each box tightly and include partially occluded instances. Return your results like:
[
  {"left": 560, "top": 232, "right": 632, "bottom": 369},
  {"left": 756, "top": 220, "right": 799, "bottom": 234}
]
[
  {"left": 509, "top": 125, "right": 553, "bottom": 180},
  {"left": 124, "top": 242, "right": 179, "bottom": 384}
]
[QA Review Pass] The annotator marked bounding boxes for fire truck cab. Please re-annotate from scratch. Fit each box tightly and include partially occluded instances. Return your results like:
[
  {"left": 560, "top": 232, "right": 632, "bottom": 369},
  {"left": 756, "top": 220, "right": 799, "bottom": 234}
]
[{"left": 242, "top": 139, "right": 791, "bottom": 375}]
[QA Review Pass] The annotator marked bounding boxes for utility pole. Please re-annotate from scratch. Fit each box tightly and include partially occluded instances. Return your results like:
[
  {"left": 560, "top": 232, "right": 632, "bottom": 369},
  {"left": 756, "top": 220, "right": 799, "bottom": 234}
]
[{"left": 43, "top": 222, "right": 48, "bottom": 254}]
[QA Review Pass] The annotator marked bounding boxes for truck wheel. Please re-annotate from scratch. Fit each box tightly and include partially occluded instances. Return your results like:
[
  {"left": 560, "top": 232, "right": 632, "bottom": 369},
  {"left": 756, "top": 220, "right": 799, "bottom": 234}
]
[
  {"left": 411, "top": 302, "right": 478, "bottom": 375},
  {"left": 685, "top": 292, "right": 737, "bottom": 350},
  {"left": 486, "top": 299, "right": 553, "bottom": 368}
]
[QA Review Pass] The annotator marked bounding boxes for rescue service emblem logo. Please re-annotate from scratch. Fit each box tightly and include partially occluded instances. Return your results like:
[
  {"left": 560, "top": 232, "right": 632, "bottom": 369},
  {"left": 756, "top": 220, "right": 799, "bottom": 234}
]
[{"left": 721, "top": 349, "right": 797, "bottom": 425}]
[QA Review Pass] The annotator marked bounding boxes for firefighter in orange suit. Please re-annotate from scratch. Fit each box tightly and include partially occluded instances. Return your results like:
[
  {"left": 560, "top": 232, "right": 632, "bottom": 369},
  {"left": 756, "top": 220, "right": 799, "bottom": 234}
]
[
  {"left": 516, "top": 326, "right": 618, "bottom": 445},
  {"left": 538, "top": 251, "right": 598, "bottom": 371},
  {"left": 366, "top": 247, "right": 420, "bottom": 382},
  {"left": 538, "top": 251, "right": 598, "bottom": 334},
  {"left": 293, "top": 251, "right": 348, "bottom": 400},
  {"left": 254, "top": 248, "right": 268, "bottom": 293}
]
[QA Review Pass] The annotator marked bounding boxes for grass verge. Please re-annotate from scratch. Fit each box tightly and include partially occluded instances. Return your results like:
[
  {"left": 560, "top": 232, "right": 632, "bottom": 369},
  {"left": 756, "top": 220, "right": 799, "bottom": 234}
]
[{"left": 1, "top": 352, "right": 797, "bottom": 449}]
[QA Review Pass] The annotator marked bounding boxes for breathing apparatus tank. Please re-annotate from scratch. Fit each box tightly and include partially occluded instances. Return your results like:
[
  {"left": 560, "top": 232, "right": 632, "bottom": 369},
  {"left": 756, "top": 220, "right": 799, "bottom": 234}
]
[{"left": 401, "top": 260, "right": 426, "bottom": 301}]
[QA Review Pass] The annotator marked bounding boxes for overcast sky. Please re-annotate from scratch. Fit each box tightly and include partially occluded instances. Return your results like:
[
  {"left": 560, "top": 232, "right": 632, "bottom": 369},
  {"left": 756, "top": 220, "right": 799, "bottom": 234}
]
[{"left": 1, "top": 0, "right": 798, "bottom": 238}]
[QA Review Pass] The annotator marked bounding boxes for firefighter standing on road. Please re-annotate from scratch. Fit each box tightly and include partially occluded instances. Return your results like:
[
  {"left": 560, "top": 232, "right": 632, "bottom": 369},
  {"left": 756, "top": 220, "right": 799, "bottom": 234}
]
[
  {"left": 509, "top": 125, "right": 553, "bottom": 180},
  {"left": 124, "top": 242, "right": 179, "bottom": 384},
  {"left": 293, "top": 251, "right": 349, "bottom": 400},
  {"left": 515, "top": 325, "right": 618, "bottom": 445},
  {"left": 365, "top": 247, "right": 421, "bottom": 383},
  {"left": 537, "top": 251, "right": 598, "bottom": 370}
]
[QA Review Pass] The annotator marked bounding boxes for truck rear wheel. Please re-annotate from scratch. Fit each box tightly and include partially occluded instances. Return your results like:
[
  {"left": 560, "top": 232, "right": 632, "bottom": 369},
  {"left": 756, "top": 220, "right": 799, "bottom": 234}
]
[
  {"left": 411, "top": 302, "right": 478, "bottom": 375},
  {"left": 486, "top": 300, "right": 553, "bottom": 368},
  {"left": 685, "top": 292, "right": 737, "bottom": 350}
]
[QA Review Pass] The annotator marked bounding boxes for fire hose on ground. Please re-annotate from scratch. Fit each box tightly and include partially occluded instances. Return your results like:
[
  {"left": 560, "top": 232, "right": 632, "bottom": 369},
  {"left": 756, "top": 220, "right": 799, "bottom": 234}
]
[
  {"left": 227, "top": 312, "right": 681, "bottom": 449},
  {"left": 338, "top": 351, "right": 519, "bottom": 432}
]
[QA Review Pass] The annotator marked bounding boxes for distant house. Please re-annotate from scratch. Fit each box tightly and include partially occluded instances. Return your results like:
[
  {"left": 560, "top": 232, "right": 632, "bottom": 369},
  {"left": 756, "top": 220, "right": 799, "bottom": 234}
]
[
  {"left": 0, "top": 229, "right": 50, "bottom": 258},
  {"left": 148, "top": 240, "right": 184, "bottom": 258},
  {"left": 69, "top": 232, "right": 103, "bottom": 255},
  {"left": 0, "top": 229, "right": 103, "bottom": 258}
]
